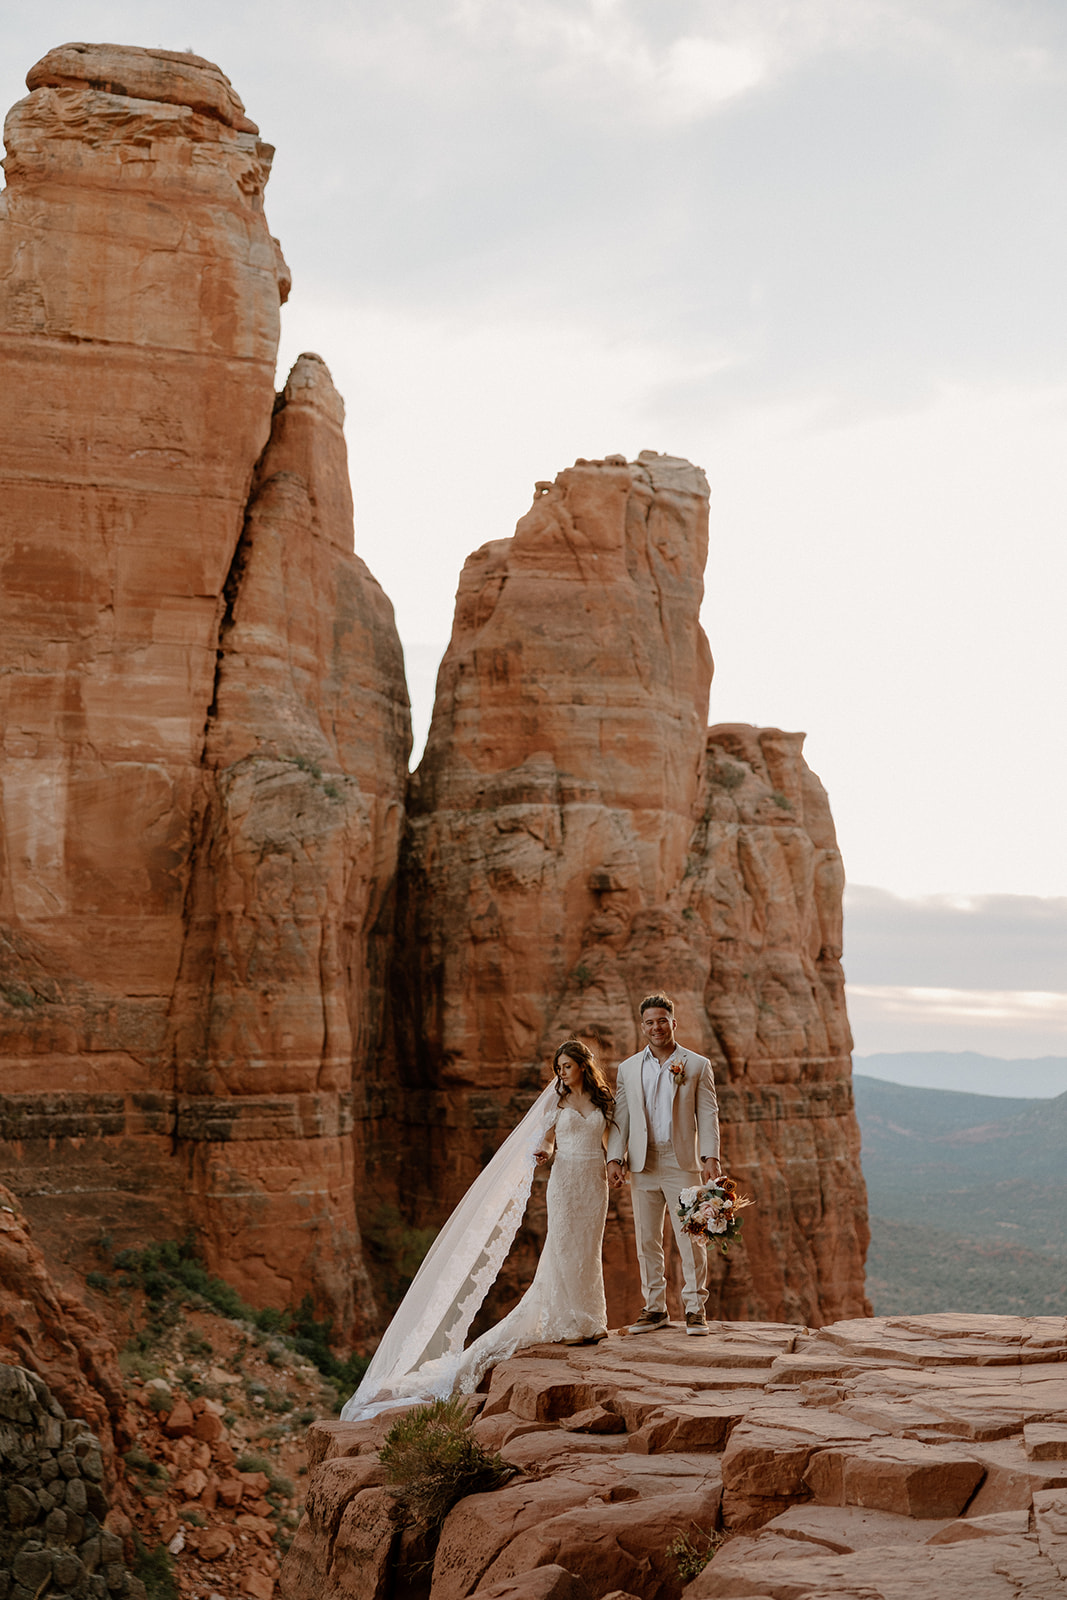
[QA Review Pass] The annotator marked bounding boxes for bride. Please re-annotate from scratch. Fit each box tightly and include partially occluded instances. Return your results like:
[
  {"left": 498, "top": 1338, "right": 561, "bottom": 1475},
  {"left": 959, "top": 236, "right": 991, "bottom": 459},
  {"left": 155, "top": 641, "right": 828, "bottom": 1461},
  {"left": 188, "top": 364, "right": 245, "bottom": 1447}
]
[{"left": 342, "top": 1040, "right": 613, "bottom": 1419}]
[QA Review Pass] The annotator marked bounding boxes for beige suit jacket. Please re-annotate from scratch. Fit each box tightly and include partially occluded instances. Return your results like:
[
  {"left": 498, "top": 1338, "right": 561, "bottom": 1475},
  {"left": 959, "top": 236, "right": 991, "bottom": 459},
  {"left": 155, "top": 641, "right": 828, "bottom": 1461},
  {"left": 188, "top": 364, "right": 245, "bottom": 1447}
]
[{"left": 606, "top": 1047, "right": 720, "bottom": 1173}]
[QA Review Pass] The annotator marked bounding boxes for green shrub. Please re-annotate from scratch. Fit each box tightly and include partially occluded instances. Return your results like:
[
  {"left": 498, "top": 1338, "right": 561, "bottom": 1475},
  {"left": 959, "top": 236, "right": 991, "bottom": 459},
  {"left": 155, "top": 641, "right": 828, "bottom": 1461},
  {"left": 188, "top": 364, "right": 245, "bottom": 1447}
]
[
  {"left": 86, "top": 1270, "right": 111, "bottom": 1293},
  {"left": 280, "top": 1293, "right": 370, "bottom": 1402},
  {"left": 668, "top": 1527, "right": 723, "bottom": 1581},
  {"left": 291, "top": 754, "right": 323, "bottom": 780},
  {"left": 715, "top": 761, "right": 746, "bottom": 791},
  {"left": 119, "top": 1346, "right": 161, "bottom": 1385},
  {"left": 235, "top": 1452, "right": 292, "bottom": 1497},
  {"left": 378, "top": 1396, "right": 512, "bottom": 1526},
  {"left": 132, "top": 1535, "right": 178, "bottom": 1600},
  {"left": 362, "top": 1208, "right": 438, "bottom": 1307},
  {"left": 108, "top": 1238, "right": 369, "bottom": 1408},
  {"left": 0, "top": 983, "right": 38, "bottom": 1009}
]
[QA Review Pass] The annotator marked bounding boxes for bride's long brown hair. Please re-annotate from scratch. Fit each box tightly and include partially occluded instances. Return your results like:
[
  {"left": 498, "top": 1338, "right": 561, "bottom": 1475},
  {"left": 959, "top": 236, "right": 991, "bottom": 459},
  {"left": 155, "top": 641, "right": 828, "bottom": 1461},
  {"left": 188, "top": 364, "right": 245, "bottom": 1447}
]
[{"left": 552, "top": 1039, "right": 615, "bottom": 1124}]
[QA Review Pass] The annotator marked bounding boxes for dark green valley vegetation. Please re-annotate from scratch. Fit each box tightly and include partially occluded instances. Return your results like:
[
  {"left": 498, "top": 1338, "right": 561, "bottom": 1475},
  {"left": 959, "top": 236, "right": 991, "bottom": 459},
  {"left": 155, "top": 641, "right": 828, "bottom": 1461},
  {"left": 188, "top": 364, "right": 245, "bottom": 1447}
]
[{"left": 854, "top": 1074, "right": 1067, "bottom": 1315}]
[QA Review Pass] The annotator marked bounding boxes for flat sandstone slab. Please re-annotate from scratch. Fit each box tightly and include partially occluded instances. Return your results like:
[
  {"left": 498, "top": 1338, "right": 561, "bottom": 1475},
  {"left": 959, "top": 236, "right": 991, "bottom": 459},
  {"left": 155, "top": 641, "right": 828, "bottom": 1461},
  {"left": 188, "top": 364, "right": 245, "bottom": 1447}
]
[{"left": 283, "top": 1315, "right": 1067, "bottom": 1600}]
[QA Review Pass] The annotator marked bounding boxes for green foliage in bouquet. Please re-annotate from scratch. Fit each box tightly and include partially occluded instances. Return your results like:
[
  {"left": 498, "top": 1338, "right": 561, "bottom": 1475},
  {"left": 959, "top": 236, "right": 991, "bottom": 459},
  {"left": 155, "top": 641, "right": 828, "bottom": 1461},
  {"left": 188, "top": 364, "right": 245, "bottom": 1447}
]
[{"left": 379, "top": 1395, "right": 513, "bottom": 1526}]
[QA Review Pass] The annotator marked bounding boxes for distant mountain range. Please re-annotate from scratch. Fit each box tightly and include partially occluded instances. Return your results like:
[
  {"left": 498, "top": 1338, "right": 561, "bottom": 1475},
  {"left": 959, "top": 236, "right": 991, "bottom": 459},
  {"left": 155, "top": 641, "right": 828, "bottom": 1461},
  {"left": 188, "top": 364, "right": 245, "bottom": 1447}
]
[
  {"left": 854, "top": 1051, "right": 1067, "bottom": 1098},
  {"left": 853, "top": 1071, "right": 1067, "bottom": 1315}
]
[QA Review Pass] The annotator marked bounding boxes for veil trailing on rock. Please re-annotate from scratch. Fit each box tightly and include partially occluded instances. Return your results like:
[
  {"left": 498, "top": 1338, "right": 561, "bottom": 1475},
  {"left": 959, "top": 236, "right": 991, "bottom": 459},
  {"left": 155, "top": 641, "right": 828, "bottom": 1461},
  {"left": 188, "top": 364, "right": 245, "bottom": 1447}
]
[{"left": 342, "top": 1081, "right": 560, "bottom": 1420}]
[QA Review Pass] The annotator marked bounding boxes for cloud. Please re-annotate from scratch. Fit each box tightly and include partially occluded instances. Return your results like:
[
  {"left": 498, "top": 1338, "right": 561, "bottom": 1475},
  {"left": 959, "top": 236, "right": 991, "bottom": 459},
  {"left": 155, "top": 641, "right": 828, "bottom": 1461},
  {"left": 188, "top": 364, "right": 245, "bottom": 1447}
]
[
  {"left": 843, "top": 886, "right": 1067, "bottom": 991},
  {"left": 847, "top": 984, "right": 1067, "bottom": 1058},
  {"left": 9, "top": 0, "right": 1067, "bottom": 411}
]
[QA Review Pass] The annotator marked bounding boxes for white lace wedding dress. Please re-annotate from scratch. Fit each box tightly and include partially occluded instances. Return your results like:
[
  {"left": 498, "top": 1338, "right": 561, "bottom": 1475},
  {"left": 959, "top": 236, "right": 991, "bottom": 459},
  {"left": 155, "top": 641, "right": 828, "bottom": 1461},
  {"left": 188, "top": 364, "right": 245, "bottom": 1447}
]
[
  {"left": 459, "top": 1104, "right": 609, "bottom": 1373},
  {"left": 342, "top": 1092, "right": 608, "bottom": 1419}
]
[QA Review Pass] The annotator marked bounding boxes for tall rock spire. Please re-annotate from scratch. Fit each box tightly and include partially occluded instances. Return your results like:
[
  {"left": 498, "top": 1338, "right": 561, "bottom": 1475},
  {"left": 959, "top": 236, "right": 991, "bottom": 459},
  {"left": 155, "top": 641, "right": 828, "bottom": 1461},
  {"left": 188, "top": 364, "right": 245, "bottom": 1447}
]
[
  {"left": 380, "top": 453, "right": 868, "bottom": 1328},
  {"left": 0, "top": 48, "right": 409, "bottom": 1329},
  {"left": 173, "top": 353, "right": 410, "bottom": 1327}
]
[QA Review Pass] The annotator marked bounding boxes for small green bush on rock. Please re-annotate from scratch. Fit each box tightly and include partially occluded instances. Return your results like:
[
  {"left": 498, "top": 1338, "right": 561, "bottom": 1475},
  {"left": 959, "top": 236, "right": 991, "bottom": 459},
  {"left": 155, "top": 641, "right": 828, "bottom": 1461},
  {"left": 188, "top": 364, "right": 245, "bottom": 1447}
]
[
  {"left": 668, "top": 1526, "right": 723, "bottom": 1581},
  {"left": 378, "top": 1396, "right": 512, "bottom": 1526}
]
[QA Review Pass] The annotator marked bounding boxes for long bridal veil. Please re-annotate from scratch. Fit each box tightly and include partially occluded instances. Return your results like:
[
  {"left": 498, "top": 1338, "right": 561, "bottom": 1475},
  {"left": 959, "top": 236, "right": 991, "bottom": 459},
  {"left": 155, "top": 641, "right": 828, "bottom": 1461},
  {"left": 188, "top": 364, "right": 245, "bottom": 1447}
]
[{"left": 342, "top": 1081, "right": 559, "bottom": 1420}]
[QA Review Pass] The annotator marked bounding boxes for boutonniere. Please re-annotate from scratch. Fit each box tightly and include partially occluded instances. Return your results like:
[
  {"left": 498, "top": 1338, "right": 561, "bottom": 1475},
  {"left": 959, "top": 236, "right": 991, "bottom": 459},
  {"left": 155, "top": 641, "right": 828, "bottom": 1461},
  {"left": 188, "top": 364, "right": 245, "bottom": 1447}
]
[{"left": 668, "top": 1056, "right": 686, "bottom": 1084}]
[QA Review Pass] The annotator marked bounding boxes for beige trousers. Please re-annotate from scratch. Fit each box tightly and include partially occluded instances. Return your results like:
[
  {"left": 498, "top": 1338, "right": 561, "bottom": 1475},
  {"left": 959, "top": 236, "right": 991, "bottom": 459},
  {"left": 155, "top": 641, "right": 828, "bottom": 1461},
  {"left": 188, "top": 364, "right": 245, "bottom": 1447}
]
[{"left": 630, "top": 1145, "right": 708, "bottom": 1315}]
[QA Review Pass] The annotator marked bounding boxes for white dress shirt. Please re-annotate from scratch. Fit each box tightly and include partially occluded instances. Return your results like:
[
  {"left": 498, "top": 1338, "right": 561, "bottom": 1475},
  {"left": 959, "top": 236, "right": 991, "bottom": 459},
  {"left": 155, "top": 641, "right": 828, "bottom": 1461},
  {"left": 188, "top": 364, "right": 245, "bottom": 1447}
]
[{"left": 640, "top": 1045, "right": 683, "bottom": 1144}]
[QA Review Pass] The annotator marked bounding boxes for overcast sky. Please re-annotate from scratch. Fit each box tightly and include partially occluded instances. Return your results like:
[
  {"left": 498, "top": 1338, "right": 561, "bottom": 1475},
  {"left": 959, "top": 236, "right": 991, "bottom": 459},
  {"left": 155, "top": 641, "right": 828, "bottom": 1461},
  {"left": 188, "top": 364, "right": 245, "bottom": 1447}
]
[{"left": 4, "top": 1, "right": 1064, "bottom": 1062}]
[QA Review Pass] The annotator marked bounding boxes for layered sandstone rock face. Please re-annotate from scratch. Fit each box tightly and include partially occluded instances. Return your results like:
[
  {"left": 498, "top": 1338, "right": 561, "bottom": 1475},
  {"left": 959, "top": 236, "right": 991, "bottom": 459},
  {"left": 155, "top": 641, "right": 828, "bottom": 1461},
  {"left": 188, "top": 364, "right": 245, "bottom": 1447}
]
[
  {"left": 380, "top": 455, "right": 866, "bottom": 1329},
  {"left": 0, "top": 42, "right": 284, "bottom": 996},
  {"left": 172, "top": 353, "right": 409, "bottom": 1323},
  {"left": 283, "top": 1314, "right": 1067, "bottom": 1600},
  {"left": 0, "top": 47, "right": 408, "bottom": 1327}
]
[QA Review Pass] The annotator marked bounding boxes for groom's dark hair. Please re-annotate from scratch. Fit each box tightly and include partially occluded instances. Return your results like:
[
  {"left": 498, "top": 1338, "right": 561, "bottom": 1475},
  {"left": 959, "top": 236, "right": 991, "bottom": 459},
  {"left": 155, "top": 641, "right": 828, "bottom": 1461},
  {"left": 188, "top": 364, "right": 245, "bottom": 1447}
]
[{"left": 639, "top": 992, "right": 674, "bottom": 1015}]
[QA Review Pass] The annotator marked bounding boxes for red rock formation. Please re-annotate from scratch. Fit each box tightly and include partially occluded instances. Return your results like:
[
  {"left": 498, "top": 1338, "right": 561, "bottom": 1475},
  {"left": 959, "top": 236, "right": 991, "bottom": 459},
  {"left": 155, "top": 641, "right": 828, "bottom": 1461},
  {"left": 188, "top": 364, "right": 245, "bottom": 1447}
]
[
  {"left": 282, "top": 1314, "right": 1067, "bottom": 1600},
  {"left": 0, "top": 40, "right": 866, "bottom": 1344},
  {"left": 674, "top": 723, "right": 866, "bottom": 1326},
  {"left": 0, "top": 39, "right": 287, "bottom": 1231},
  {"left": 0, "top": 1186, "right": 133, "bottom": 1467},
  {"left": 0, "top": 41, "right": 285, "bottom": 995},
  {"left": 172, "top": 353, "right": 409, "bottom": 1326},
  {"left": 0, "top": 47, "right": 408, "bottom": 1330},
  {"left": 375, "top": 454, "right": 867, "bottom": 1330}
]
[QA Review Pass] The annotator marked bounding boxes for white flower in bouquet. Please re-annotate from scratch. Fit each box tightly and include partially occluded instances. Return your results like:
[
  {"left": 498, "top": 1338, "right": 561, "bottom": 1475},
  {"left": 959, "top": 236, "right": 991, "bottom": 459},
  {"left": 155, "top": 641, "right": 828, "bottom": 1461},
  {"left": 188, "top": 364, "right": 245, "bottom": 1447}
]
[{"left": 679, "top": 1186, "right": 701, "bottom": 1207}]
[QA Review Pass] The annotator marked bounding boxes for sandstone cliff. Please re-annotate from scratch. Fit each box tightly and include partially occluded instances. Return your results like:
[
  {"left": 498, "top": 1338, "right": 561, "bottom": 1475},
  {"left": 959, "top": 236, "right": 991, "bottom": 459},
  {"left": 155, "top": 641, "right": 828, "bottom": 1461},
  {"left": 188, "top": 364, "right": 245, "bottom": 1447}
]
[
  {"left": 0, "top": 46, "right": 409, "bottom": 1330},
  {"left": 376, "top": 455, "right": 867, "bottom": 1329},
  {"left": 170, "top": 352, "right": 410, "bottom": 1328}
]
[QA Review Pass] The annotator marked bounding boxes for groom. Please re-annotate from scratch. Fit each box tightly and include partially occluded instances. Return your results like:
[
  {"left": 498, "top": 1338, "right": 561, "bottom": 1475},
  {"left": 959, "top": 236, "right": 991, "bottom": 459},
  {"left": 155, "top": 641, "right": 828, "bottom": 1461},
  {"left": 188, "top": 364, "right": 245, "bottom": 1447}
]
[{"left": 606, "top": 993, "right": 721, "bottom": 1336}]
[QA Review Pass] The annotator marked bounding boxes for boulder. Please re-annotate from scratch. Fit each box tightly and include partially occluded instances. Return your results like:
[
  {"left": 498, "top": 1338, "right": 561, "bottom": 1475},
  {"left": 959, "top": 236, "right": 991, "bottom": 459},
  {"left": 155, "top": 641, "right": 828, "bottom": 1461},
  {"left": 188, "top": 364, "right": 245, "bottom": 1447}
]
[
  {"left": 560, "top": 1406, "right": 627, "bottom": 1435},
  {"left": 759, "top": 1502, "right": 954, "bottom": 1552},
  {"left": 1025, "top": 1424, "right": 1067, "bottom": 1461},
  {"left": 803, "top": 1437, "right": 985, "bottom": 1518}
]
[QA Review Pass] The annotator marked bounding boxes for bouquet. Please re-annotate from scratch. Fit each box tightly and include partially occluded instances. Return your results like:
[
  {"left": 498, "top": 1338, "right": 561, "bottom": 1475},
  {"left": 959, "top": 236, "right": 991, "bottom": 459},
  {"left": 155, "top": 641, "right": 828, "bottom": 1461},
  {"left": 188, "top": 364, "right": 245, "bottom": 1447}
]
[{"left": 677, "top": 1175, "right": 753, "bottom": 1255}]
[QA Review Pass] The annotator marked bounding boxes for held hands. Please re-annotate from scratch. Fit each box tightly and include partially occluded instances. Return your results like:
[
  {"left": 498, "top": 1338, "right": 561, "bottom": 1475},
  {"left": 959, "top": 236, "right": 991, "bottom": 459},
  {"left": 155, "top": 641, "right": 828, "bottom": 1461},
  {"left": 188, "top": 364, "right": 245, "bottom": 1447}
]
[
  {"left": 607, "top": 1159, "right": 627, "bottom": 1191},
  {"left": 534, "top": 1149, "right": 552, "bottom": 1166}
]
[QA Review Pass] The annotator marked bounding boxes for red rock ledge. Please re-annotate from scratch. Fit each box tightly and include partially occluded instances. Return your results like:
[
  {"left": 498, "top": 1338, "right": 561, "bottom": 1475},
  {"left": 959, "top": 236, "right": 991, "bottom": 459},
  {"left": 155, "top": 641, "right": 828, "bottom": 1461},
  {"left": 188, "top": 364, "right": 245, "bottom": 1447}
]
[{"left": 280, "top": 1313, "right": 1067, "bottom": 1600}]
